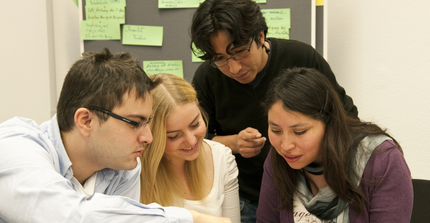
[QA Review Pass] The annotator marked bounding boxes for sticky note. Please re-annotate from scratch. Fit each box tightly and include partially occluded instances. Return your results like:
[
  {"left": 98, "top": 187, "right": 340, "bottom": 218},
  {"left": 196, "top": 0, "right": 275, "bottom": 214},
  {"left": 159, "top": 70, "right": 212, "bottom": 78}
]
[
  {"left": 86, "top": 0, "right": 126, "bottom": 6},
  {"left": 158, "top": 0, "right": 199, "bottom": 9},
  {"left": 261, "top": 8, "right": 291, "bottom": 40},
  {"left": 80, "top": 20, "right": 121, "bottom": 40},
  {"left": 122, "top": 25, "right": 163, "bottom": 46},
  {"left": 192, "top": 43, "right": 205, "bottom": 63},
  {"left": 86, "top": 5, "right": 125, "bottom": 24},
  {"left": 143, "top": 60, "right": 184, "bottom": 78}
]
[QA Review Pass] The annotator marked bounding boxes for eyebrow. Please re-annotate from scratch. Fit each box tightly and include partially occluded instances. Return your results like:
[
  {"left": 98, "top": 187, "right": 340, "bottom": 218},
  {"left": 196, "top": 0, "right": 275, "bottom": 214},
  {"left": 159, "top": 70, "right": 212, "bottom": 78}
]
[
  {"left": 268, "top": 121, "right": 308, "bottom": 128},
  {"left": 166, "top": 113, "right": 200, "bottom": 134}
]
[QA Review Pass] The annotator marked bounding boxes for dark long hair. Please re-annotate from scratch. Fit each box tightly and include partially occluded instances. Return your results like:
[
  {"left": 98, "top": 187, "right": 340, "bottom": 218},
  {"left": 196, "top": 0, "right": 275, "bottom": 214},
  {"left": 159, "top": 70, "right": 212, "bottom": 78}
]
[{"left": 263, "top": 67, "right": 401, "bottom": 213}]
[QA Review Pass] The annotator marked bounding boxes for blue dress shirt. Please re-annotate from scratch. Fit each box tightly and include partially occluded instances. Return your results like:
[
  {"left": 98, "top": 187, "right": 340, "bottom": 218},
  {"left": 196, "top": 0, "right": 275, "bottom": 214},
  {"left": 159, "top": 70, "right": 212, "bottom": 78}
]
[{"left": 0, "top": 115, "right": 192, "bottom": 223}]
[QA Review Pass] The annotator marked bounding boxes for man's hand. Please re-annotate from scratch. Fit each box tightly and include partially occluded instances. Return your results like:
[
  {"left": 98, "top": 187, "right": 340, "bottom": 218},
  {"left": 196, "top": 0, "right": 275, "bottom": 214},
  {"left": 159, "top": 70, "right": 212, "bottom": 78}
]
[
  {"left": 235, "top": 127, "right": 266, "bottom": 158},
  {"left": 189, "top": 210, "right": 232, "bottom": 223}
]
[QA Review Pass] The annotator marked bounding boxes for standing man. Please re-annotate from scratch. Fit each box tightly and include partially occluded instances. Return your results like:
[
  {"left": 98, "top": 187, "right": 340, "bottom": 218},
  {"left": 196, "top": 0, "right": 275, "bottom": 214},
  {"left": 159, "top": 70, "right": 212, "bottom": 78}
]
[
  {"left": 0, "top": 48, "right": 230, "bottom": 223},
  {"left": 190, "top": 0, "right": 358, "bottom": 222}
]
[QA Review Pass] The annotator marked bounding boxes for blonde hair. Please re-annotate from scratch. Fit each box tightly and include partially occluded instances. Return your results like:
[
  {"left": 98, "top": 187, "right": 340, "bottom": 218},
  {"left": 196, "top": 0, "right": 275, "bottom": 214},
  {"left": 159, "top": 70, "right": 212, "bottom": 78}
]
[{"left": 140, "top": 73, "right": 209, "bottom": 206}]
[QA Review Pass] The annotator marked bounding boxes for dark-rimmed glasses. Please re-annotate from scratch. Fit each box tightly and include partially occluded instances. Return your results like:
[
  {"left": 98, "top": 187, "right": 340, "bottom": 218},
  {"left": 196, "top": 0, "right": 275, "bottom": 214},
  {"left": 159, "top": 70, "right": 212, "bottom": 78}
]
[
  {"left": 210, "top": 36, "right": 255, "bottom": 68},
  {"left": 88, "top": 106, "right": 151, "bottom": 132}
]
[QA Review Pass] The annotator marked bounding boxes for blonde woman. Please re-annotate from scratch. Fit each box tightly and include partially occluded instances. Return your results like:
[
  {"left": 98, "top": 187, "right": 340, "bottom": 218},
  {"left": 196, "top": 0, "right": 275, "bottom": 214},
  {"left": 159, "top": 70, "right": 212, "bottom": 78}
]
[{"left": 140, "top": 73, "right": 240, "bottom": 223}]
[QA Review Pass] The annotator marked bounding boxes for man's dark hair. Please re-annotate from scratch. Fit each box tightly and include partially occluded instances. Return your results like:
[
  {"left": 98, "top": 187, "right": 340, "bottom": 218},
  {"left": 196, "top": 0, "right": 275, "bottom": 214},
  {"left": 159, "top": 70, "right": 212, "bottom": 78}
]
[
  {"left": 190, "top": 0, "right": 268, "bottom": 60},
  {"left": 57, "top": 48, "right": 159, "bottom": 132}
]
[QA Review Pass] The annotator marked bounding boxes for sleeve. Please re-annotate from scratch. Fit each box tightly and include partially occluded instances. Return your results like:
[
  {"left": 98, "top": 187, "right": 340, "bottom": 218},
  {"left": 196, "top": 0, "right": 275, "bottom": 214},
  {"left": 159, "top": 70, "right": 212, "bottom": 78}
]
[
  {"left": 257, "top": 149, "right": 282, "bottom": 223},
  {"left": 0, "top": 136, "right": 192, "bottom": 223},
  {"left": 309, "top": 45, "right": 358, "bottom": 117},
  {"left": 361, "top": 142, "right": 413, "bottom": 222},
  {"left": 192, "top": 63, "right": 217, "bottom": 139},
  {"left": 221, "top": 145, "right": 241, "bottom": 223}
]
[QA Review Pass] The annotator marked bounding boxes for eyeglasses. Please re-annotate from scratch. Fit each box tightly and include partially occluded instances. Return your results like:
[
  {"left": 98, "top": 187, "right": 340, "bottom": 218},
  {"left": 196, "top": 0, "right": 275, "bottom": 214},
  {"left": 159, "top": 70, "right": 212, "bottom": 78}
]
[
  {"left": 210, "top": 36, "right": 255, "bottom": 68},
  {"left": 88, "top": 106, "right": 152, "bottom": 132}
]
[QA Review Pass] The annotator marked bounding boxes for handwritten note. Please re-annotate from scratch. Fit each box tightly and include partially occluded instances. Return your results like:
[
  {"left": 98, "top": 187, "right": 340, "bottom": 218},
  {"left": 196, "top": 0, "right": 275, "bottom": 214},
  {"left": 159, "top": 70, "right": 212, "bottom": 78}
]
[
  {"left": 191, "top": 43, "right": 205, "bottom": 63},
  {"left": 261, "top": 8, "right": 291, "bottom": 40},
  {"left": 86, "top": 0, "right": 126, "bottom": 6},
  {"left": 143, "top": 60, "right": 184, "bottom": 78},
  {"left": 80, "top": 20, "right": 121, "bottom": 40},
  {"left": 122, "top": 25, "right": 163, "bottom": 46},
  {"left": 158, "top": 0, "right": 199, "bottom": 8},
  {"left": 85, "top": 5, "right": 125, "bottom": 24}
]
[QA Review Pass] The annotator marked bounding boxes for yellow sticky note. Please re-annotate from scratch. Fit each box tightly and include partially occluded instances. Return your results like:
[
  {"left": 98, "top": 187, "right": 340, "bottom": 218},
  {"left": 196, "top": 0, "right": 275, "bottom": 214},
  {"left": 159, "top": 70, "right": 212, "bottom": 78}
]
[
  {"left": 316, "top": 0, "right": 324, "bottom": 6},
  {"left": 85, "top": 5, "right": 125, "bottom": 24},
  {"left": 158, "top": 0, "right": 199, "bottom": 8},
  {"left": 80, "top": 20, "right": 121, "bottom": 40},
  {"left": 143, "top": 60, "right": 184, "bottom": 78},
  {"left": 192, "top": 43, "right": 205, "bottom": 63},
  {"left": 86, "top": 0, "right": 126, "bottom": 6},
  {"left": 122, "top": 25, "right": 163, "bottom": 46},
  {"left": 261, "top": 8, "right": 291, "bottom": 40}
]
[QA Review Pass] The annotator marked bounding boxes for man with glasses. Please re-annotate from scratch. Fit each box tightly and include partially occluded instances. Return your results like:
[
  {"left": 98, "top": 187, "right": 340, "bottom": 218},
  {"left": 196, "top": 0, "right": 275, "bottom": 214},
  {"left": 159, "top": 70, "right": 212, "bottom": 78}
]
[
  {"left": 0, "top": 48, "right": 230, "bottom": 223},
  {"left": 190, "top": 0, "right": 358, "bottom": 222}
]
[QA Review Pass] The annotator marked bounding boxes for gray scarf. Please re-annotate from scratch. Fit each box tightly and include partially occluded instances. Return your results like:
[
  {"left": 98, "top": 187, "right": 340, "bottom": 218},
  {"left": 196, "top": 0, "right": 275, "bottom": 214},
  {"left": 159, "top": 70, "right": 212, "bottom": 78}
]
[{"left": 296, "top": 135, "right": 392, "bottom": 222}]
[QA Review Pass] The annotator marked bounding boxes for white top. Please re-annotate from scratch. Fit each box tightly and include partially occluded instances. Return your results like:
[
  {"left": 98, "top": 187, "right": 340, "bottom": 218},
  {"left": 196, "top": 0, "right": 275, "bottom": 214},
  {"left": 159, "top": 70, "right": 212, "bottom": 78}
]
[{"left": 184, "top": 139, "right": 240, "bottom": 223}]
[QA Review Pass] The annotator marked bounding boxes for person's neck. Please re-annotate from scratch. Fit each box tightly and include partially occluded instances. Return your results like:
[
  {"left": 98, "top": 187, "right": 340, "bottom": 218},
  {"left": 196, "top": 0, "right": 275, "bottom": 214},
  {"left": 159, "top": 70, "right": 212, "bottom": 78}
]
[
  {"left": 304, "top": 171, "right": 328, "bottom": 196},
  {"left": 261, "top": 41, "right": 270, "bottom": 68},
  {"left": 61, "top": 131, "right": 99, "bottom": 185}
]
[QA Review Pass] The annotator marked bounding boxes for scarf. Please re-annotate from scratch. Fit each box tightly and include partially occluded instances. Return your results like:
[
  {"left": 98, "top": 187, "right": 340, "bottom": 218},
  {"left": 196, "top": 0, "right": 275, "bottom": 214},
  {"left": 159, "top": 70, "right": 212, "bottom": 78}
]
[{"left": 296, "top": 135, "right": 392, "bottom": 222}]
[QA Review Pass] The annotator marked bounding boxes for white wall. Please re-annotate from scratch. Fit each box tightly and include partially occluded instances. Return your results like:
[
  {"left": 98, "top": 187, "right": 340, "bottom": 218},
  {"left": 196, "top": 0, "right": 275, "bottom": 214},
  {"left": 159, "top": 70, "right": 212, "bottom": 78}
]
[
  {"left": 0, "top": 1, "right": 54, "bottom": 124},
  {"left": 327, "top": 1, "right": 430, "bottom": 180},
  {"left": 0, "top": 0, "right": 80, "bottom": 125}
]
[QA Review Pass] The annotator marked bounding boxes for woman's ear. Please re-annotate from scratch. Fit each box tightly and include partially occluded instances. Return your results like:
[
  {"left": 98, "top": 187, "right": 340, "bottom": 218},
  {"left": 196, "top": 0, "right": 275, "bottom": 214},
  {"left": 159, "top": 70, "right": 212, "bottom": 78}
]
[{"left": 74, "top": 108, "right": 94, "bottom": 137}]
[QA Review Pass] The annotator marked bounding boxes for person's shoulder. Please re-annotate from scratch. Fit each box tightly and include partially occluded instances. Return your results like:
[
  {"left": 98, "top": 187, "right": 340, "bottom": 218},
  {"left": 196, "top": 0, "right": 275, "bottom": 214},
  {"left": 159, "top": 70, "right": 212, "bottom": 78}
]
[
  {"left": 204, "top": 139, "right": 234, "bottom": 157},
  {"left": 270, "top": 38, "right": 316, "bottom": 60},
  {"left": 271, "top": 38, "right": 313, "bottom": 49},
  {"left": 0, "top": 116, "right": 39, "bottom": 129},
  {"left": 194, "top": 61, "right": 216, "bottom": 80}
]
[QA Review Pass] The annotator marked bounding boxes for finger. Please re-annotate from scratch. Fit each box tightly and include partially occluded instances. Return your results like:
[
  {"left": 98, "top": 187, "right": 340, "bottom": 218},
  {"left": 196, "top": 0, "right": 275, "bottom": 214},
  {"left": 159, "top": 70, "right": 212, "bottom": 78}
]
[{"left": 240, "top": 147, "right": 263, "bottom": 158}]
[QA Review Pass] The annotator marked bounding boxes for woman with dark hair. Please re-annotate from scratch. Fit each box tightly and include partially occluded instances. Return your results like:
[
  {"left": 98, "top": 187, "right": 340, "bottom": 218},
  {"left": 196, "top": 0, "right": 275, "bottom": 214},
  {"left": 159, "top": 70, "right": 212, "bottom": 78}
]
[{"left": 257, "top": 67, "right": 413, "bottom": 222}]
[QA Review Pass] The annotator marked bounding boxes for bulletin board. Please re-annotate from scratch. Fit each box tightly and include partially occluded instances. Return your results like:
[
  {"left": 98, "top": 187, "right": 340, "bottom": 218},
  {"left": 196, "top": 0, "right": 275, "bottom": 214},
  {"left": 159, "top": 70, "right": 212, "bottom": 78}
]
[{"left": 80, "top": 0, "right": 315, "bottom": 82}]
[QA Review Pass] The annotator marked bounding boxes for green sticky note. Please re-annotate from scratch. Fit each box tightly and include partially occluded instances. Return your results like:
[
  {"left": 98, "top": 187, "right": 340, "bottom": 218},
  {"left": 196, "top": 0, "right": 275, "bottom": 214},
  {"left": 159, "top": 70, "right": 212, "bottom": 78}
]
[
  {"left": 253, "top": 0, "right": 267, "bottom": 3},
  {"left": 122, "top": 25, "right": 163, "bottom": 46},
  {"left": 80, "top": 20, "right": 121, "bottom": 40},
  {"left": 261, "top": 8, "right": 291, "bottom": 40},
  {"left": 86, "top": 5, "right": 125, "bottom": 24},
  {"left": 86, "top": 0, "right": 126, "bottom": 6},
  {"left": 73, "top": 0, "right": 78, "bottom": 7},
  {"left": 143, "top": 60, "right": 184, "bottom": 78},
  {"left": 191, "top": 43, "right": 204, "bottom": 63},
  {"left": 158, "top": 0, "right": 199, "bottom": 8}
]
